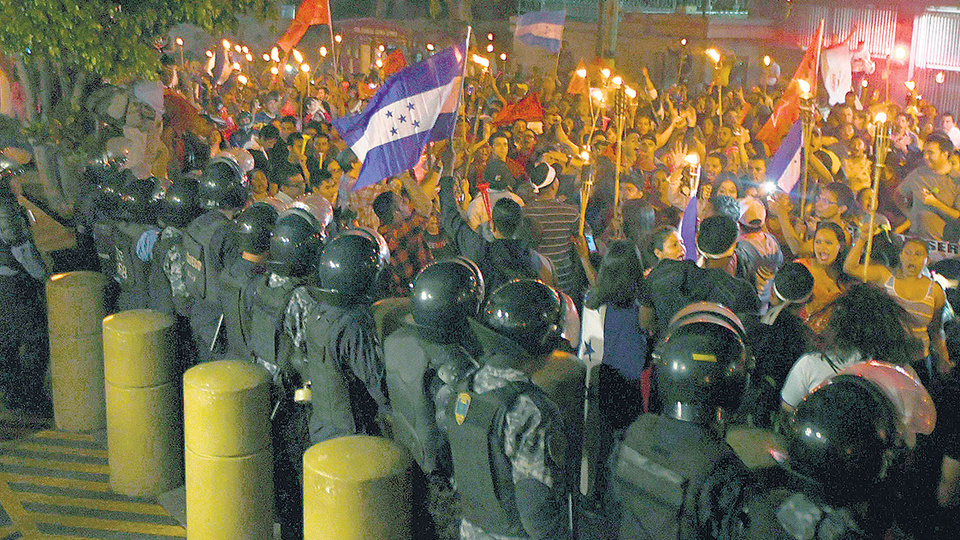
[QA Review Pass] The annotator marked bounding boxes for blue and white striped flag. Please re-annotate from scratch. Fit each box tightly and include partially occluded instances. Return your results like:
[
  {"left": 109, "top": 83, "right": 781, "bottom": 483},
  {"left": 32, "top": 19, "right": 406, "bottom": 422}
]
[
  {"left": 515, "top": 10, "right": 566, "bottom": 53},
  {"left": 770, "top": 120, "right": 804, "bottom": 194},
  {"left": 333, "top": 44, "right": 466, "bottom": 191}
]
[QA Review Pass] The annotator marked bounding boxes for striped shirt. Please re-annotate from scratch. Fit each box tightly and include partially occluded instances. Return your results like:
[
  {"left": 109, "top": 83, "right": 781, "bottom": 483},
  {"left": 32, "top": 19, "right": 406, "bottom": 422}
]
[{"left": 524, "top": 199, "right": 585, "bottom": 296}]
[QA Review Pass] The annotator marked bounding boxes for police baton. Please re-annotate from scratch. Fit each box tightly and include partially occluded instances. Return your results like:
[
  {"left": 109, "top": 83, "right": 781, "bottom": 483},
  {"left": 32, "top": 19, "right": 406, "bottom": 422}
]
[{"left": 210, "top": 313, "right": 225, "bottom": 353}]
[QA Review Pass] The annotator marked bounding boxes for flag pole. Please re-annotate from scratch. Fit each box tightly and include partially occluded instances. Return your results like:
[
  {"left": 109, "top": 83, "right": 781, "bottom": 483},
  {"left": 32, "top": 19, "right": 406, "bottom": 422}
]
[
  {"left": 449, "top": 26, "right": 473, "bottom": 203},
  {"left": 863, "top": 113, "right": 890, "bottom": 277}
]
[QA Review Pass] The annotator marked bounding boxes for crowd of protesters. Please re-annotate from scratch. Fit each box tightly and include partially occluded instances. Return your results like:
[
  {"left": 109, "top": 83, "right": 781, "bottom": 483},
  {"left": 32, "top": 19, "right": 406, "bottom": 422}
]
[{"left": 3, "top": 37, "right": 960, "bottom": 538}]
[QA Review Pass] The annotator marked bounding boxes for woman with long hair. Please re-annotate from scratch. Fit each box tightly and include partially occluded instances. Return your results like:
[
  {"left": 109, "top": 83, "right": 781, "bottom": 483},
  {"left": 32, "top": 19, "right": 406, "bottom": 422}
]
[
  {"left": 794, "top": 221, "right": 849, "bottom": 336},
  {"left": 844, "top": 233, "right": 953, "bottom": 379},
  {"left": 780, "top": 282, "right": 924, "bottom": 410}
]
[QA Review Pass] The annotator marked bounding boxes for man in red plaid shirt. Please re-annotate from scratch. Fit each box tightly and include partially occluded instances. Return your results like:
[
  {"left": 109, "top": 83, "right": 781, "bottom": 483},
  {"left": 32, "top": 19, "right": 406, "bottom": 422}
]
[{"left": 373, "top": 189, "right": 434, "bottom": 297}]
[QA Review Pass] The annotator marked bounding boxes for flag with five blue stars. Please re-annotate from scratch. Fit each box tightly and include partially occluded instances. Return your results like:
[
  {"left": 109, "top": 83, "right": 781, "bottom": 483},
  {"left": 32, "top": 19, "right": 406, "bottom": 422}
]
[{"left": 333, "top": 44, "right": 466, "bottom": 190}]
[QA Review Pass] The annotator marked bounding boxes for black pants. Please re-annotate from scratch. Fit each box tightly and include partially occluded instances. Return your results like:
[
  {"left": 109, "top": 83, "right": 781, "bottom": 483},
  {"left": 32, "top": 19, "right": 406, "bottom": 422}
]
[{"left": 0, "top": 274, "right": 48, "bottom": 407}]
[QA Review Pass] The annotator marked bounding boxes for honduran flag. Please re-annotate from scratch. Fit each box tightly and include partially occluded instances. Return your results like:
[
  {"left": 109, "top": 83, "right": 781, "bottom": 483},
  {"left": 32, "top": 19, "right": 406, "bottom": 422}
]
[
  {"left": 333, "top": 44, "right": 465, "bottom": 191},
  {"left": 515, "top": 10, "right": 566, "bottom": 53},
  {"left": 770, "top": 120, "right": 804, "bottom": 194}
]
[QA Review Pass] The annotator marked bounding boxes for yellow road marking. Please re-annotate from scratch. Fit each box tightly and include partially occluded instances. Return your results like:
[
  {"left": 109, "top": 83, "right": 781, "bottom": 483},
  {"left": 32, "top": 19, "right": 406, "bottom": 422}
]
[
  {"left": 10, "top": 442, "right": 108, "bottom": 460},
  {"left": 0, "top": 472, "right": 111, "bottom": 493},
  {"left": 0, "top": 468, "right": 41, "bottom": 537},
  {"left": 26, "top": 513, "right": 186, "bottom": 536},
  {"left": 17, "top": 491, "right": 170, "bottom": 517},
  {"left": 0, "top": 455, "right": 110, "bottom": 476}
]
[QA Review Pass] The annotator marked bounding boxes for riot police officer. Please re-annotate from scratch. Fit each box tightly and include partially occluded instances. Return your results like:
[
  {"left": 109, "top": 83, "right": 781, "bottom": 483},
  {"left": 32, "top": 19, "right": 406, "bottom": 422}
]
[
  {"left": 0, "top": 157, "right": 50, "bottom": 414},
  {"left": 246, "top": 195, "right": 331, "bottom": 540},
  {"left": 113, "top": 178, "right": 160, "bottom": 311},
  {"left": 149, "top": 177, "right": 203, "bottom": 316},
  {"left": 384, "top": 258, "right": 484, "bottom": 539},
  {"left": 218, "top": 202, "right": 277, "bottom": 359},
  {"left": 607, "top": 302, "right": 754, "bottom": 540},
  {"left": 445, "top": 279, "right": 573, "bottom": 540},
  {"left": 745, "top": 361, "right": 935, "bottom": 539},
  {"left": 291, "top": 228, "right": 390, "bottom": 444},
  {"left": 183, "top": 156, "right": 246, "bottom": 363}
]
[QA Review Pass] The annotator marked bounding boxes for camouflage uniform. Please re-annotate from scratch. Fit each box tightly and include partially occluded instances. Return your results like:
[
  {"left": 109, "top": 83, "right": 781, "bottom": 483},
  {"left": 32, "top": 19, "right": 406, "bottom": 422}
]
[{"left": 452, "top": 361, "right": 571, "bottom": 540}]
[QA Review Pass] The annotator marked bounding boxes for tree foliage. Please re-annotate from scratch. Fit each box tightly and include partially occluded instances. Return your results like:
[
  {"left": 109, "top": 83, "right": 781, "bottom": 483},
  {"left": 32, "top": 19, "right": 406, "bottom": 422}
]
[{"left": 0, "top": 0, "right": 269, "bottom": 204}]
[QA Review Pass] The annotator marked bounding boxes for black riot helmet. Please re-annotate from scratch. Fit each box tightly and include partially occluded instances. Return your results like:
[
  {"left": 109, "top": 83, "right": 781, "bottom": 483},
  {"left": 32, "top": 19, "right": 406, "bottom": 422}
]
[
  {"left": 316, "top": 228, "right": 389, "bottom": 306},
  {"left": 119, "top": 178, "right": 158, "bottom": 225},
  {"left": 469, "top": 279, "right": 563, "bottom": 366},
  {"left": 270, "top": 207, "right": 325, "bottom": 277},
  {"left": 411, "top": 257, "right": 485, "bottom": 343},
  {"left": 237, "top": 203, "right": 279, "bottom": 255},
  {"left": 783, "top": 373, "right": 905, "bottom": 501},
  {"left": 287, "top": 193, "right": 334, "bottom": 243},
  {"left": 160, "top": 178, "right": 202, "bottom": 227},
  {"left": 200, "top": 156, "right": 248, "bottom": 210},
  {"left": 653, "top": 302, "right": 748, "bottom": 424}
]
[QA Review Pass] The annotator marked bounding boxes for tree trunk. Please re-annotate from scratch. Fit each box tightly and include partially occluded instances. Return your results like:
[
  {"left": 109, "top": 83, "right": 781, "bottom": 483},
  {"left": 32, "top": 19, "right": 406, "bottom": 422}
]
[{"left": 30, "top": 144, "right": 65, "bottom": 209}]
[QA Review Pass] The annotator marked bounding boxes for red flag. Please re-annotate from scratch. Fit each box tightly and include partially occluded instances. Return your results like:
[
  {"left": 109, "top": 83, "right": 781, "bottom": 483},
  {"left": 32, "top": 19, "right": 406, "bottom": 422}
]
[
  {"left": 756, "top": 19, "right": 825, "bottom": 155},
  {"left": 277, "top": 0, "right": 332, "bottom": 52},
  {"left": 382, "top": 50, "right": 407, "bottom": 79},
  {"left": 492, "top": 92, "right": 544, "bottom": 126},
  {"left": 567, "top": 59, "right": 588, "bottom": 96}
]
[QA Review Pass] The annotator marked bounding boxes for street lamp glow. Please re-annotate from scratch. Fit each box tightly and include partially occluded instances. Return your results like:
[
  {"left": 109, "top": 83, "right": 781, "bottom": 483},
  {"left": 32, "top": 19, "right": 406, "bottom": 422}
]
[
  {"left": 334, "top": 34, "right": 342, "bottom": 44},
  {"left": 320, "top": 46, "right": 328, "bottom": 57},
  {"left": 471, "top": 54, "right": 490, "bottom": 68},
  {"left": 271, "top": 47, "right": 280, "bottom": 62},
  {"left": 486, "top": 44, "right": 494, "bottom": 53},
  {"left": 222, "top": 39, "right": 231, "bottom": 49},
  {"left": 875, "top": 111, "right": 888, "bottom": 123},
  {"left": 262, "top": 53, "right": 271, "bottom": 61},
  {"left": 894, "top": 45, "right": 907, "bottom": 60},
  {"left": 763, "top": 55, "right": 771, "bottom": 67},
  {"left": 270, "top": 66, "right": 279, "bottom": 75},
  {"left": 576, "top": 67, "right": 587, "bottom": 78},
  {"left": 706, "top": 48, "right": 721, "bottom": 64},
  {"left": 237, "top": 74, "right": 248, "bottom": 85},
  {"left": 301, "top": 63, "right": 311, "bottom": 72},
  {"left": 175, "top": 37, "right": 184, "bottom": 46},
  {"left": 292, "top": 49, "right": 303, "bottom": 63}
]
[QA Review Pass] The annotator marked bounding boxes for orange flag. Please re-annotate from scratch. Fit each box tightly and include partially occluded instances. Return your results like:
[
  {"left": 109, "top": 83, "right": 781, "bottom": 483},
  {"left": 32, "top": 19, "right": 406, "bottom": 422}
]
[
  {"left": 492, "top": 92, "right": 544, "bottom": 126},
  {"left": 383, "top": 50, "right": 407, "bottom": 79},
  {"left": 756, "top": 19, "right": 825, "bottom": 155},
  {"left": 567, "top": 59, "right": 588, "bottom": 96},
  {"left": 277, "top": 0, "right": 332, "bottom": 52}
]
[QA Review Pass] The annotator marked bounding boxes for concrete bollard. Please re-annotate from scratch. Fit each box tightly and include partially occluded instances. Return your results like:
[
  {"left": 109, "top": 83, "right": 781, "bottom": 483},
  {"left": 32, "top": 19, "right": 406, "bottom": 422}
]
[
  {"left": 303, "top": 435, "right": 413, "bottom": 540},
  {"left": 103, "top": 309, "right": 182, "bottom": 497},
  {"left": 183, "top": 360, "right": 273, "bottom": 540},
  {"left": 46, "top": 271, "right": 107, "bottom": 432}
]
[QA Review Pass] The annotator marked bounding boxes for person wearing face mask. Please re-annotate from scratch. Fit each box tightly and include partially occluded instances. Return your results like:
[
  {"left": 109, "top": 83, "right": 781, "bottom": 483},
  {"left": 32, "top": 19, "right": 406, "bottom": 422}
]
[{"left": 845, "top": 234, "right": 953, "bottom": 380}]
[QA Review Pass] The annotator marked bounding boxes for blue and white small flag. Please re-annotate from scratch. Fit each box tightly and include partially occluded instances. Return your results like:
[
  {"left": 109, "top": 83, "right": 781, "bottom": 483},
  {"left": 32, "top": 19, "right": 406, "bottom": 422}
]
[
  {"left": 333, "top": 44, "right": 465, "bottom": 191},
  {"left": 770, "top": 120, "right": 804, "bottom": 194},
  {"left": 515, "top": 10, "right": 566, "bottom": 53}
]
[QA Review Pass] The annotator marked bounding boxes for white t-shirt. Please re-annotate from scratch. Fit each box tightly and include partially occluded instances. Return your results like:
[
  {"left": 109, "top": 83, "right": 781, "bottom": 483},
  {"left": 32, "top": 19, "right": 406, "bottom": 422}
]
[{"left": 780, "top": 350, "right": 864, "bottom": 407}]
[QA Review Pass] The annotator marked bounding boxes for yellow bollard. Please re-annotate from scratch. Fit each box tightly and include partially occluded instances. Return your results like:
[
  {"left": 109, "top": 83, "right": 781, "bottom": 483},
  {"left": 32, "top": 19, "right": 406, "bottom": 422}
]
[
  {"left": 303, "top": 435, "right": 413, "bottom": 540},
  {"left": 183, "top": 360, "right": 273, "bottom": 540},
  {"left": 102, "top": 309, "right": 182, "bottom": 497},
  {"left": 46, "top": 271, "right": 107, "bottom": 432}
]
